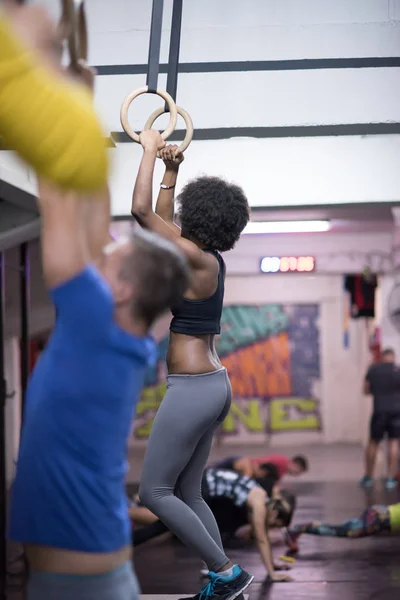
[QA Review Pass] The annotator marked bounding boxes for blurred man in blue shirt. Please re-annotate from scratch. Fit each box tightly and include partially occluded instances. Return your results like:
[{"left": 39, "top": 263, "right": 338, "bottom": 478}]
[{"left": 8, "top": 180, "right": 189, "bottom": 600}]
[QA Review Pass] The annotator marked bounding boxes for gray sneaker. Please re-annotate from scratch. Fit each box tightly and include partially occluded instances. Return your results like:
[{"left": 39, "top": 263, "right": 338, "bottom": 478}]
[
  {"left": 359, "top": 475, "right": 373, "bottom": 488},
  {"left": 385, "top": 478, "right": 398, "bottom": 490},
  {"left": 180, "top": 565, "right": 253, "bottom": 600}
]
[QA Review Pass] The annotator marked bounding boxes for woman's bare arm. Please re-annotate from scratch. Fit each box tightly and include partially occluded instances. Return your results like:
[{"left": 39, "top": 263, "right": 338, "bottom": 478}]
[
  {"left": 247, "top": 488, "right": 293, "bottom": 582},
  {"left": 131, "top": 131, "right": 208, "bottom": 270},
  {"left": 155, "top": 145, "right": 182, "bottom": 235}
]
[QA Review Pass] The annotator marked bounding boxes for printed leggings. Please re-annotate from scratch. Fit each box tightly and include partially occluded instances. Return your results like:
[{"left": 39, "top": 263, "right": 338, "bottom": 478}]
[{"left": 291, "top": 505, "right": 391, "bottom": 538}]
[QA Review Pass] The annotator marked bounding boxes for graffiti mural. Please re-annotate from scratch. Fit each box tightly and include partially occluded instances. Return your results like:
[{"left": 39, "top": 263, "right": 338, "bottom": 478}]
[{"left": 133, "top": 304, "right": 321, "bottom": 439}]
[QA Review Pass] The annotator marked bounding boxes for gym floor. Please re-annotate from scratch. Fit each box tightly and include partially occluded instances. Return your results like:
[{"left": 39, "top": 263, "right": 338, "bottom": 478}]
[{"left": 6, "top": 444, "right": 400, "bottom": 599}]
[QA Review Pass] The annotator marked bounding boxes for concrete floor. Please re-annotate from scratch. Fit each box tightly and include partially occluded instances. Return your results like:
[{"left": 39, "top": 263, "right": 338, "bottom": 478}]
[
  {"left": 6, "top": 443, "right": 400, "bottom": 599},
  {"left": 127, "top": 441, "right": 387, "bottom": 484},
  {"left": 131, "top": 443, "right": 400, "bottom": 600}
]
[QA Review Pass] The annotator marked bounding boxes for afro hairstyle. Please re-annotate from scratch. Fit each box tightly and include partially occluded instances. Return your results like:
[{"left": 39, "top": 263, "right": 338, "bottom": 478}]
[{"left": 177, "top": 175, "right": 250, "bottom": 252}]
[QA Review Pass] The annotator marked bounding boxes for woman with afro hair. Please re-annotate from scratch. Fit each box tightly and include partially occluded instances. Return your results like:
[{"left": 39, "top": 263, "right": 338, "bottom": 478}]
[{"left": 131, "top": 131, "right": 268, "bottom": 599}]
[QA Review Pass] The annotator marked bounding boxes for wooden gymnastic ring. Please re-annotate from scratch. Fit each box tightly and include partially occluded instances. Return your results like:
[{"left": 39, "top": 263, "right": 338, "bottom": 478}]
[
  {"left": 120, "top": 86, "right": 178, "bottom": 144},
  {"left": 61, "top": 0, "right": 88, "bottom": 67},
  {"left": 144, "top": 106, "right": 194, "bottom": 155}
]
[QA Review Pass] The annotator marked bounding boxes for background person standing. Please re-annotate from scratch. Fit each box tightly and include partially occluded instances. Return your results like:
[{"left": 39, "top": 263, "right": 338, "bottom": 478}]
[{"left": 361, "top": 348, "right": 400, "bottom": 490}]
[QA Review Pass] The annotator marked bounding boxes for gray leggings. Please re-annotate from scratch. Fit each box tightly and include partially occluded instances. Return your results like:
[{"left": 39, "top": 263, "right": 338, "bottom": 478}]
[{"left": 139, "top": 367, "right": 231, "bottom": 572}]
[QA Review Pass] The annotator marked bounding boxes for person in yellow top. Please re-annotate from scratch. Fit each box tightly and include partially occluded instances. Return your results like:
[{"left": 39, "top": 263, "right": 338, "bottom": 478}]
[
  {"left": 283, "top": 502, "right": 400, "bottom": 553},
  {"left": 0, "top": 3, "right": 108, "bottom": 191}
]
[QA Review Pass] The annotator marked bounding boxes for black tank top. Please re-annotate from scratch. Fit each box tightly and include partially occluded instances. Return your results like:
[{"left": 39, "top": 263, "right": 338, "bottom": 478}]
[{"left": 170, "top": 249, "right": 225, "bottom": 335}]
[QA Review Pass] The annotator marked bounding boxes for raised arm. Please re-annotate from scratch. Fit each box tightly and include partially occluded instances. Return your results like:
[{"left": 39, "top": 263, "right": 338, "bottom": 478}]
[
  {"left": 155, "top": 145, "right": 183, "bottom": 235},
  {"left": 79, "top": 187, "right": 112, "bottom": 263},
  {"left": 71, "top": 63, "right": 113, "bottom": 262},
  {"left": 38, "top": 177, "right": 111, "bottom": 287},
  {"left": 247, "top": 488, "right": 292, "bottom": 582},
  {"left": 37, "top": 179, "right": 115, "bottom": 340},
  {"left": 37, "top": 181, "right": 88, "bottom": 289},
  {"left": 131, "top": 131, "right": 208, "bottom": 269}
]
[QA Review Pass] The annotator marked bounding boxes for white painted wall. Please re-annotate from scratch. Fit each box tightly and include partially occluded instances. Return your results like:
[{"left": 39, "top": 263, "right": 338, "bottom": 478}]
[
  {"left": 127, "top": 269, "right": 371, "bottom": 449},
  {"left": 109, "top": 135, "right": 400, "bottom": 214},
  {"left": 82, "top": 0, "right": 400, "bottom": 64},
  {"left": 0, "top": 152, "right": 35, "bottom": 196},
  {"left": 225, "top": 229, "right": 393, "bottom": 274},
  {"left": 222, "top": 273, "right": 370, "bottom": 446},
  {"left": 369, "top": 272, "right": 400, "bottom": 472},
  {"left": 1, "top": 228, "right": 393, "bottom": 341},
  {"left": 2, "top": 0, "right": 400, "bottom": 211},
  {"left": 2, "top": 229, "right": 379, "bottom": 457},
  {"left": 92, "top": 0, "right": 400, "bottom": 214},
  {"left": 4, "top": 134, "right": 400, "bottom": 213},
  {"left": 95, "top": 69, "right": 400, "bottom": 131},
  {"left": 113, "top": 220, "right": 394, "bottom": 274},
  {"left": 379, "top": 273, "right": 400, "bottom": 355},
  {"left": 1, "top": 0, "right": 396, "bottom": 457},
  {"left": 4, "top": 265, "right": 369, "bottom": 453}
]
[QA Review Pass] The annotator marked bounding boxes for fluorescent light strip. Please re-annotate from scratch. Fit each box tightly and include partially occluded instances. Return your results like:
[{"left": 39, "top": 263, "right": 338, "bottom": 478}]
[{"left": 243, "top": 220, "right": 331, "bottom": 234}]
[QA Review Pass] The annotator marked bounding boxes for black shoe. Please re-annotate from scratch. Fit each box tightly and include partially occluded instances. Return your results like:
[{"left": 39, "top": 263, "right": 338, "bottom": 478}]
[{"left": 179, "top": 565, "right": 253, "bottom": 599}]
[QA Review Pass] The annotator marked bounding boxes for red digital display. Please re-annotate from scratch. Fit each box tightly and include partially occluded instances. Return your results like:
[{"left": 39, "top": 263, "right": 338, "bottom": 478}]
[{"left": 260, "top": 256, "right": 315, "bottom": 273}]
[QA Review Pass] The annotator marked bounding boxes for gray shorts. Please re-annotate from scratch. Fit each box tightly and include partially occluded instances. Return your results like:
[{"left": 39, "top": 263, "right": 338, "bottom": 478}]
[{"left": 27, "top": 561, "right": 140, "bottom": 600}]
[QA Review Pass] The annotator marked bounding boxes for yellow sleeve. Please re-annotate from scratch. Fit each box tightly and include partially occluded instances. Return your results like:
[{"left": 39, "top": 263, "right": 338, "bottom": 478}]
[{"left": 0, "top": 15, "right": 109, "bottom": 192}]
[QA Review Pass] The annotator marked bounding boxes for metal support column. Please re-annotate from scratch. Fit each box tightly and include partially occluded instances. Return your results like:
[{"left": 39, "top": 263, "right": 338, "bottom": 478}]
[
  {"left": 0, "top": 252, "right": 7, "bottom": 600},
  {"left": 146, "top": 0, "right": 164, "bottom": 93},
  {"left": 165, "top": 0, "right": 183, "bottom": 111},
  {"left": 19, "top": 243, "right": 30, "bottom": 423}
]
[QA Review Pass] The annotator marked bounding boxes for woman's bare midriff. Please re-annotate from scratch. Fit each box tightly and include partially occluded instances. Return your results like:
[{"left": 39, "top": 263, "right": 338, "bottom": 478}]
[
  {"left": 167, "top": 332, "right": 222, "bottom": 375},
  {"left": 25, "top": 544, "right": 132, "bottom": 575}
]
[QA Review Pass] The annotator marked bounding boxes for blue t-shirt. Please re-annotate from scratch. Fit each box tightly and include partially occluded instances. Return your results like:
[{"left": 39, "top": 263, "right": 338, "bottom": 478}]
[{"left": 8, "top": 266, "right": 156, "bottom": 553}]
